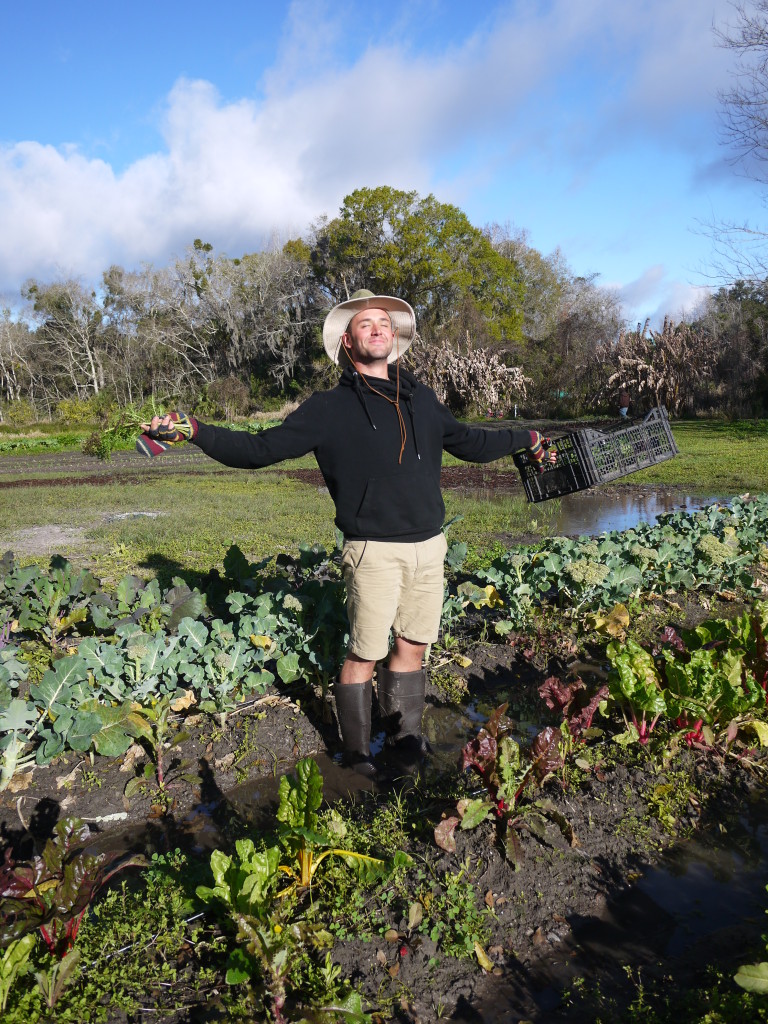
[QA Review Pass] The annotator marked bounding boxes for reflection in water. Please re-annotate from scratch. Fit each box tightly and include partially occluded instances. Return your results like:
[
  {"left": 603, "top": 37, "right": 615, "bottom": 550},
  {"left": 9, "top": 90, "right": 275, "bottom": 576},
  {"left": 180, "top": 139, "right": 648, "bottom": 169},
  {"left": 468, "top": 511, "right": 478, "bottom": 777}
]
[
  {"left": 554, "top": 490, "right": 729, "bottom": 537},
  {"left": 636, "top": 802, "right": 768, "bottom": 958},
  {"left": 455, "top": 483, "right": 730, "bottom": 537}
]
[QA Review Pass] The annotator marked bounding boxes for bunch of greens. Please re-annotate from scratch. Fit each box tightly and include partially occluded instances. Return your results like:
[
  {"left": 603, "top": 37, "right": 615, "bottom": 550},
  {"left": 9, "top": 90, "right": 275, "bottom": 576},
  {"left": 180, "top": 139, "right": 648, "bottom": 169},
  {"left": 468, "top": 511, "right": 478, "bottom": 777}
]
[{"left": 82, "top": 402, "right": 159, "bottom": 460}]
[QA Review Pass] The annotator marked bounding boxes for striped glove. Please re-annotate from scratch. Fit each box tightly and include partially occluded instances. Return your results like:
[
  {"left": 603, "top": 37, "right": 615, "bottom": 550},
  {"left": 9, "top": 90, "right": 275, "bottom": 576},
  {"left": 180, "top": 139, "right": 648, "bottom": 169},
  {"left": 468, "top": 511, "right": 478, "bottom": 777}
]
[
  {"left": 136, "top": 412, "right": 198, "bottom": 458},
  {"left": 527, "top": 431, "right": 556, "bottom": 473}
]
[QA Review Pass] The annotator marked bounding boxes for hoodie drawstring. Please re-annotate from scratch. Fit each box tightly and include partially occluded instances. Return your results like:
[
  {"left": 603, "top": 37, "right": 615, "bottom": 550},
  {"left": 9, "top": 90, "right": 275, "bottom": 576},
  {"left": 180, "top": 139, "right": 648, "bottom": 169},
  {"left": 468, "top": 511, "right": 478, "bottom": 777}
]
[
  {"left": 405, "top": 394, "right": 420, "bottom": 460},
  {"left": 341, "top": 329, "right": 408, "bottom": 463},
  {"left": 352, "top": 374, "right": 377, "bottom": 431}
]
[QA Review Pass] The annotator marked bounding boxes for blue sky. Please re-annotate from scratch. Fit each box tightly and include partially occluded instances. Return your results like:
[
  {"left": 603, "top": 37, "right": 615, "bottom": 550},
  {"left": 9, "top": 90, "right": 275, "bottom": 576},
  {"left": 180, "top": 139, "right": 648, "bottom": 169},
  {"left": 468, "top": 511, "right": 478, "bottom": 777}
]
[{"left": 0, "top": 0, "right": 758, "bottom": 326}]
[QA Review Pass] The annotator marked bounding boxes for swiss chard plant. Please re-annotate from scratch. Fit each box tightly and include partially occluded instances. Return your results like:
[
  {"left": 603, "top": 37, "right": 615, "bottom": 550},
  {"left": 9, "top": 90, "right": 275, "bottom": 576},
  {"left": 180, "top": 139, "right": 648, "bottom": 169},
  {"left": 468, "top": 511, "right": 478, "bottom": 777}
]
[
  {"left": 197, "top": 757, "right": 398, "bottom": 1024},
  {"left": 0, "top": 818, "right": 145, "bottom": 957},
  {"left": 436, "top": 704, "right": 573, "bottom": 866},
  {"left": 0, "top": 933, "right": 36, "bottom": 1012},
  {"left": 734, "top": 883, "right": 768, "bottom": 994},
  {"left": 538, "top": 674, "right": 609, "bottom": 758},
  {"left": 664, "top": 604, "right": 768, "bottom": 741},
  {"left": 606, "top": 602, "right": 768, "bottom": 748},
  {"left": 196, "top": 760, "right": 405, "bottom": 910},
  {"left": 606, "top": 639, "right": 669, "bottom": 745}
]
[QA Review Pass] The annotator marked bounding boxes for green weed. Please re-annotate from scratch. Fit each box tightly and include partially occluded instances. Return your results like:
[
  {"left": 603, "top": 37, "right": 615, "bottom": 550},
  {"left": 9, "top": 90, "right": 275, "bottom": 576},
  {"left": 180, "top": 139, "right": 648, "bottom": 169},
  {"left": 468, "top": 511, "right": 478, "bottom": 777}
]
[{"left": 417, "top": 859, "right": 494, "bottom": 958}]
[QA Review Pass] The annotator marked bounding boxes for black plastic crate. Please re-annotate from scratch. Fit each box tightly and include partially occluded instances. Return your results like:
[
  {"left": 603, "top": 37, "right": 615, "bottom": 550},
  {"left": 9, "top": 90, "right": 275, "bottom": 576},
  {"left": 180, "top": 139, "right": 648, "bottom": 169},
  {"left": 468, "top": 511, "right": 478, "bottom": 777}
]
[
  {"left": 513, "top": 432, "right": 592, "bottom": 503},
  {"left": 513, "top": 406, "right": 678, "bottom": 503}
]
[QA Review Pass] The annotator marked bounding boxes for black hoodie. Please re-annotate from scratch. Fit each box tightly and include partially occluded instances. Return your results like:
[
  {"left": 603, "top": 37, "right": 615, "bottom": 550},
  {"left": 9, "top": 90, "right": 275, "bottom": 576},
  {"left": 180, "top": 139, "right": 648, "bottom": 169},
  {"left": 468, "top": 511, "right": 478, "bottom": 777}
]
[{"left": 193, "top": 366, "right": 534, "bottom": 542}]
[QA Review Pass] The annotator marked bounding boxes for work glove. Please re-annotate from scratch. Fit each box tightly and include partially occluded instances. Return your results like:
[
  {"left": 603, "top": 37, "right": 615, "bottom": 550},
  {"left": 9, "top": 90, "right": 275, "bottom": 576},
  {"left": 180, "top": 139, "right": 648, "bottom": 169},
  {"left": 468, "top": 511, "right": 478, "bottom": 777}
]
[
  {"left": 136, "top": 411, "right": 198, "bottom": 458},
  {"left": 527, "top": 431, "right": 556, "bottom": 473}
]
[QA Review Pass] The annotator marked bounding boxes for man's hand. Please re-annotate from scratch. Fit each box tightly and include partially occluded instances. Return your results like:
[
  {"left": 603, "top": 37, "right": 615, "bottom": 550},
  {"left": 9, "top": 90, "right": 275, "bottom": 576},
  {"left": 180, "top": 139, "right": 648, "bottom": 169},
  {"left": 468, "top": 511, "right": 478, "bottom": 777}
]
[
  {"left": 527, "top": 431, "right": 556, "bottom": 473},
  {"left": 136, "top": 412, "right": 198, "bottom": 458}
]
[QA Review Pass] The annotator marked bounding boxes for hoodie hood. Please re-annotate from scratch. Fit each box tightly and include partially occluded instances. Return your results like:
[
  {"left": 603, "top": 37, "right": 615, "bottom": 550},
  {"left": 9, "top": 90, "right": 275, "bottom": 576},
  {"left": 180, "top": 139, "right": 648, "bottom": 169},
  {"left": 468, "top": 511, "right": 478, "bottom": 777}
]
[{"left": 339, "top": 363, "right": 418, "bottom": 399}]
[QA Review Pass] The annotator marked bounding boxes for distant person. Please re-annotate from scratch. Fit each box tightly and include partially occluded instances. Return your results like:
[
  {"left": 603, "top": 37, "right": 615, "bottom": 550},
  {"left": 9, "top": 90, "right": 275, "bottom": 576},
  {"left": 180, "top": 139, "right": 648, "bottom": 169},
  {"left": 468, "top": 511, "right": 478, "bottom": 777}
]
[
  {"left": 137, "top": 289, "right": 555, "bottom": 779},
  {"left": 619, "top": 389, "right": 631, "bottom": 418}
]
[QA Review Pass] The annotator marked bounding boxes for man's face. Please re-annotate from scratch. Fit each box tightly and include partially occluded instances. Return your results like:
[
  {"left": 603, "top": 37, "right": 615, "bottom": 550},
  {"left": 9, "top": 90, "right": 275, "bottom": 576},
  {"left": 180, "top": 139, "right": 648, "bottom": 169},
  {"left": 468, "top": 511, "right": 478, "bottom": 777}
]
[{"left": 342, "top": 307, "right": 394, "bottom": 365}]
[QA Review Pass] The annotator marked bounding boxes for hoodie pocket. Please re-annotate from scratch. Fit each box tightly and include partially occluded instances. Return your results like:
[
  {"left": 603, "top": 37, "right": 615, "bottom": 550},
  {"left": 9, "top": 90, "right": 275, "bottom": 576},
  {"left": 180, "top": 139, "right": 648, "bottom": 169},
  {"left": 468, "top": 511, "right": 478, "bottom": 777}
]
[{"left": 353, "top": 472, "right": 444, "bottom": 536}]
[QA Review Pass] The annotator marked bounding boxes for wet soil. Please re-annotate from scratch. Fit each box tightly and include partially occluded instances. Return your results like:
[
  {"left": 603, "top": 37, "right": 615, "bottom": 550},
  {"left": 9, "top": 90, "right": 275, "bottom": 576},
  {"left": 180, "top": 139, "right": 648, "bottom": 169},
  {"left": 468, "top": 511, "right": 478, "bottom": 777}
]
[
  {"left": 2, "top": 631, "right": 765, "bottom": 1023},
  {"left": 0, "top": 445, "right": 525, "bottom": 491}
]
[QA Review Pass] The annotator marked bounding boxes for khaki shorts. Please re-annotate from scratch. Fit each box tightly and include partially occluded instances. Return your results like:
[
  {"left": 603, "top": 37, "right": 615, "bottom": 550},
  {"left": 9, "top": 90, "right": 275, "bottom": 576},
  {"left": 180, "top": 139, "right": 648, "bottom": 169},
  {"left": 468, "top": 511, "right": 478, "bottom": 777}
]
[{"left": 341, "top": 533, "right": 448, "bottom": 661}]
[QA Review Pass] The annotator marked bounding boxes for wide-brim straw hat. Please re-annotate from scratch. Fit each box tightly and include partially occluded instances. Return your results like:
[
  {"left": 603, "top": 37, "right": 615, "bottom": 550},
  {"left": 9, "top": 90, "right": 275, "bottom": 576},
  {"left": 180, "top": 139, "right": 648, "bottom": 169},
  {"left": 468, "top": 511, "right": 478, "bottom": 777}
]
[{"left": 322, "top": 289, "right": 417, "bottom": 364}]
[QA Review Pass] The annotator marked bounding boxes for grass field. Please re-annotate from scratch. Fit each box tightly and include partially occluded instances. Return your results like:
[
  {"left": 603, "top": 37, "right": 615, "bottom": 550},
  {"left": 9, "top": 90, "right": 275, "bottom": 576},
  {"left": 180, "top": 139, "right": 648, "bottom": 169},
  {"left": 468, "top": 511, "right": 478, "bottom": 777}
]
[
  {"left": 1, "top": 419, "right": 765, "bottom": 579},
  {"left": 614, "top": 419, "right": 768, "bottom": 491},
  {"left": 0, "top": 467, "right": 558, "bottom": 580}
]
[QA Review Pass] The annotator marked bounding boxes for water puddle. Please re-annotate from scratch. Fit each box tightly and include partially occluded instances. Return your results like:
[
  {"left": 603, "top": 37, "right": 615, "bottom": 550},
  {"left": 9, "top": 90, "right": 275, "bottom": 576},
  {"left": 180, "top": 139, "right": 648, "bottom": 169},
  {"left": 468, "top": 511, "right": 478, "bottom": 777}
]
[
  {"left": 456, "top": 482, "right": 730, "bottom": 537},
  {"left": 635, "top": 797, "right": 768, "bottom": 957},
  {"left": 554, "top": 489, "right": 730, "bottom": 536},
  {"left": 462, "top": 792, "right": 768, "bottom": 1022}
]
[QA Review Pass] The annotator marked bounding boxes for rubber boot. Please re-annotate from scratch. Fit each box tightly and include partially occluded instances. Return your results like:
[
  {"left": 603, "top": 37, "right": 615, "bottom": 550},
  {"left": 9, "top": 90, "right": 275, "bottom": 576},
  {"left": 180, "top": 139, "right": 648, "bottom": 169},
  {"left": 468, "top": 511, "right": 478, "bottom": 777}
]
[
  {"left": 333, "top": 679, "right": 377, "bottom": 779},
  {"left": 377, "top": 666, "right": 431, "bottom": 765}
]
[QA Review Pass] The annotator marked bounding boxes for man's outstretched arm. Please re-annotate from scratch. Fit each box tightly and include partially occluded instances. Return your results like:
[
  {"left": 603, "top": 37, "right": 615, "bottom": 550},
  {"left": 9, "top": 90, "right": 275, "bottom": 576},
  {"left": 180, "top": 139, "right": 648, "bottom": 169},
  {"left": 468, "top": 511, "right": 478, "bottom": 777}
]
[
  {"left": 137, "top": 399, "right": 323, "bottom": 468},
  {"left": 441, "top": 408, "right": 556, "bottom": 472}
]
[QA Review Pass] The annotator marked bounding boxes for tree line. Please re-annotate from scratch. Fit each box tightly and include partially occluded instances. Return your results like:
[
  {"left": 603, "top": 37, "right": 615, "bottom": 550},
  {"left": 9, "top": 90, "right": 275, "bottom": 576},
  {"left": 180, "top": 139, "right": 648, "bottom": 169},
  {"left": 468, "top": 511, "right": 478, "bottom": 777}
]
[{"left": 1, "top": 186, "right": 767, "bottom": 425}]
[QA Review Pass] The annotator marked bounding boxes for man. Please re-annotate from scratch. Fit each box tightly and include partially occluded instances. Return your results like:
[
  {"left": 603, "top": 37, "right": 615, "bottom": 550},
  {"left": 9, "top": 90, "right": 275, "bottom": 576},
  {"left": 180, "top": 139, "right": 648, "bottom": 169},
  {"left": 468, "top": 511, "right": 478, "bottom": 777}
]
[{"left": 139, "top": 289, "right": 554, "bottom": 778}]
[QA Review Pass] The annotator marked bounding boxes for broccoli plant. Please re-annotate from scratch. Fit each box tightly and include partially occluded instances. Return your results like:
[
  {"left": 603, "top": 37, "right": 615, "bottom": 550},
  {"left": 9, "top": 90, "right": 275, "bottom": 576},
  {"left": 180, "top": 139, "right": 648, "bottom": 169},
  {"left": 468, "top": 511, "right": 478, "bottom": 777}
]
[
  {"left": 15, "top": 556, "right": 99, "bottom": 649},
  {"left": 123, "top": 693, "right": 202, "bottom": 805}
]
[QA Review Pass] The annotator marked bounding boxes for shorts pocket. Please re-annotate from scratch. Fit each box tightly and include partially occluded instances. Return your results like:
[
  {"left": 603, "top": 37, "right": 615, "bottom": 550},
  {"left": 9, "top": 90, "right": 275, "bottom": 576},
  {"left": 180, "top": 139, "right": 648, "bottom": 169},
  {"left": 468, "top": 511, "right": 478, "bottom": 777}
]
[{"left": 341, "top": 540, "right": 368, "bottom": 572}]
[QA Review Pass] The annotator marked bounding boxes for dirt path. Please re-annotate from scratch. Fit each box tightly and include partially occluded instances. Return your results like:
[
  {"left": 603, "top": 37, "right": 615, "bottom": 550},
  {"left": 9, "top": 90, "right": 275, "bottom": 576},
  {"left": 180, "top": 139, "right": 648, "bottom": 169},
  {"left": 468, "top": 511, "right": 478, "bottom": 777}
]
[{"left": 0, "top": 446, "right": 524, "bottom": 492}]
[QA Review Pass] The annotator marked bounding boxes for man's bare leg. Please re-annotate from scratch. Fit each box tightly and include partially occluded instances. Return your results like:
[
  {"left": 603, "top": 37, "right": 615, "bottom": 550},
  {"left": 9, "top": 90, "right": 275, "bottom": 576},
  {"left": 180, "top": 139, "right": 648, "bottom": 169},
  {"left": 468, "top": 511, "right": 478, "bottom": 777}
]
[
  {"left": 387, "top": 636, "right": 427, "bottom": 672},
  {"left": 338, "top": 652, "right": 376, "bottom": 684}
]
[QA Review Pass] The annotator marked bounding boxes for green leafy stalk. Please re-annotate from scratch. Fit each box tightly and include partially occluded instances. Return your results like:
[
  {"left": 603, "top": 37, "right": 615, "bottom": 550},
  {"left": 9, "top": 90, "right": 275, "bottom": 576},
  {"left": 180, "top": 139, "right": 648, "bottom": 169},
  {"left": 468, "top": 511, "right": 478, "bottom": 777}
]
[{"left": 0, "top": 934, "right": 36, "bottom": 1011}]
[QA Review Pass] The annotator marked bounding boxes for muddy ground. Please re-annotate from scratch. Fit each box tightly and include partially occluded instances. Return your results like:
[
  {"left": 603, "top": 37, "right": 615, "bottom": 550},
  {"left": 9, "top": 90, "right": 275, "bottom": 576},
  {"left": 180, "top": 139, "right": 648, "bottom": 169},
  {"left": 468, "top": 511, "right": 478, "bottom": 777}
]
[{"left": 1, "top": 614, "right": 764, "bottom": 1023}]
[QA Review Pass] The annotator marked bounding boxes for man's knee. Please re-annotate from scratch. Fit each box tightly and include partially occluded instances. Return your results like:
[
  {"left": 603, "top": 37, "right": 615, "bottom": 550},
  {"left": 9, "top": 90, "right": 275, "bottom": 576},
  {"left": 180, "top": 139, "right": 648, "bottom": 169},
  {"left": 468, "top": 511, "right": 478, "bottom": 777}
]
[
  {"left": 389, "top": 636, "right": 427, "bottom": 672},
  {"left": 339, "top": 652, "right": 376, "bottom": 684}
]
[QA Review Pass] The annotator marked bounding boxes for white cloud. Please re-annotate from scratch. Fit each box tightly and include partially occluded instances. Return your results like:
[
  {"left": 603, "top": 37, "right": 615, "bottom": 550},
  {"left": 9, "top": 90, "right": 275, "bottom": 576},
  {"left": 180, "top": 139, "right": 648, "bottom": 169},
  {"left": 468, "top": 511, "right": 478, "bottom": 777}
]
[
  {"left": 0, "top": 0, "right": 742, "bottom": 296},
  {"left": 648, "top": 280, "right": 713, "bottom": 325},
  {"left": 615, "top": 265, "right": 712, "bottom": 327}
]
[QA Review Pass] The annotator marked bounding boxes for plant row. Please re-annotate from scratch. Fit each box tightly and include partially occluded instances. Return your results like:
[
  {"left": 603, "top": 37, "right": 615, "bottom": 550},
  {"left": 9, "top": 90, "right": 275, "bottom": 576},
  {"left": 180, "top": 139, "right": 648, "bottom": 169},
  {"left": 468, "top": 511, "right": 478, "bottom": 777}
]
[
  {"left": 1, "top": 497, "right": 767, "bottom": 792},
  {"left": 468, "top": 493, "right": 768, "bottom": 629}
]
